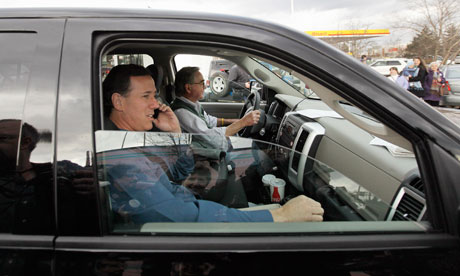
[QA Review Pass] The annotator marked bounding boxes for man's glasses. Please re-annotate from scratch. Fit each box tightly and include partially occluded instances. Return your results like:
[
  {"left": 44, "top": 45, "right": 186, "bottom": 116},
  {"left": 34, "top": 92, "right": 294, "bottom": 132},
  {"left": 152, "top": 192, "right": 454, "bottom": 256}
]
[{"left": 190, "top": 80, "right": 206, "bottom": 88}]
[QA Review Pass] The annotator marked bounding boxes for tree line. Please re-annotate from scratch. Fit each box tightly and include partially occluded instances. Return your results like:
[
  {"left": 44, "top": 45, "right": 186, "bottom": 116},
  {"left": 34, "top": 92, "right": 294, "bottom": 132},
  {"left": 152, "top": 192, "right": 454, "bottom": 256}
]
[{"left": 399, "top": 0, "right": 460, "bottom": 64}]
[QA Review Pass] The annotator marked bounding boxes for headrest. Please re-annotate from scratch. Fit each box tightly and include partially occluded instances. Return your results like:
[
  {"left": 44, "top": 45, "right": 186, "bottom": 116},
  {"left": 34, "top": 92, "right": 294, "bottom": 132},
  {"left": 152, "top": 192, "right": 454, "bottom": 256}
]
[{"left": 147, "top": 64, "right": 164, "bottom": 91}]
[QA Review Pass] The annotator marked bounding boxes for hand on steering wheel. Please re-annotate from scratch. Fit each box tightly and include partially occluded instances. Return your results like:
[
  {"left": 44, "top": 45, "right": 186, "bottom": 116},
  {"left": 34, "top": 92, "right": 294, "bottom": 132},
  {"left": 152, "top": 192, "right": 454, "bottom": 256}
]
[{"left": 238, "top": 92, "right": 264, "bottom": 137}]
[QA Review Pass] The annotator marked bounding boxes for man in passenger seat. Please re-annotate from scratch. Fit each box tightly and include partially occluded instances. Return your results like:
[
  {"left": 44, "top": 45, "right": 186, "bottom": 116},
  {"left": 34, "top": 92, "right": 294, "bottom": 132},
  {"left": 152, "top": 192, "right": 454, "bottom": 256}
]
[{"left": 102, "top": 64, "right": 324, "bottom": 223}]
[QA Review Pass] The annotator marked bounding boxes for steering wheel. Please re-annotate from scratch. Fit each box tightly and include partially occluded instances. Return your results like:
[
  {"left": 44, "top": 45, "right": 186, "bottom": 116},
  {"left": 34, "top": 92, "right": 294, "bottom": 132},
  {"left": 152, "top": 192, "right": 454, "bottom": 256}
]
[{"left": 238, "top": 91, "right": 264, "bottom": 137}]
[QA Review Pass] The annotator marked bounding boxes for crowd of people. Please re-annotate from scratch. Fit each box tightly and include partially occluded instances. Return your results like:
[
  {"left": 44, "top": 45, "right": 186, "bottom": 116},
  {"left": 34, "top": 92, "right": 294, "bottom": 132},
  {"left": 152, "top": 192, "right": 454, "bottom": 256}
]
[{"left": 365, "top": 56, "right": 447, "bottom": 106}]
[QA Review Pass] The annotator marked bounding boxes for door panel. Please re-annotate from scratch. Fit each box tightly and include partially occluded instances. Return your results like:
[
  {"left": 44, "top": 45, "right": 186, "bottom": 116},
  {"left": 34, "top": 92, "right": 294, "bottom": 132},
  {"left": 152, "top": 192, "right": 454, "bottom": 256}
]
[
  {"left": 202, "top": 102, "right": 267, "bottom": 119},
  {"left": 201, "top": 102, "right": 243, "bottom": 119}
]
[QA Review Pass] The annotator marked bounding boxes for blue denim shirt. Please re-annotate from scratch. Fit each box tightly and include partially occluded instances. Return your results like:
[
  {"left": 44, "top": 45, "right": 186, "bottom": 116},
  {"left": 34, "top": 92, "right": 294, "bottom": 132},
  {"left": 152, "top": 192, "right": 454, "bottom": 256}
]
[{"left": 107, "top": 159, "right": 273, "bottom": 223}]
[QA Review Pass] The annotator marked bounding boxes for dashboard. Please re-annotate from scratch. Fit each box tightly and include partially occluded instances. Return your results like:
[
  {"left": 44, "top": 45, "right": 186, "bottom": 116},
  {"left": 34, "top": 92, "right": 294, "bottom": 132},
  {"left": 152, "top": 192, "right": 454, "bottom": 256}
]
[{"left": 265, "top": 94, "right": 426, "bottom": 222}]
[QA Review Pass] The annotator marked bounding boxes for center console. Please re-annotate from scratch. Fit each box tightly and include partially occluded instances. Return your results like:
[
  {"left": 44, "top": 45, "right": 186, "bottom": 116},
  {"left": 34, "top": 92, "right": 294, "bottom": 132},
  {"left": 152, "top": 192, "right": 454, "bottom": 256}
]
[{"left": 276, "top": 112, "right": 325, "bottom": 191}]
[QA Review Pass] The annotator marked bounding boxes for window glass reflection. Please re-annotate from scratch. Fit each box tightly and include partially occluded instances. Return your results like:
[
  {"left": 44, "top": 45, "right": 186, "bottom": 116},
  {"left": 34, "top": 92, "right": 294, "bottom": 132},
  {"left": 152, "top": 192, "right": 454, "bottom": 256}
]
[
  {"left": 0, "top": 33, "right": 36, "bottom": 120},
  {"left": 0, "top": 119, "right": 54, "bottom": 234},
  {"left": 95, "top": 132, "right": 425, "bottom": 234}
]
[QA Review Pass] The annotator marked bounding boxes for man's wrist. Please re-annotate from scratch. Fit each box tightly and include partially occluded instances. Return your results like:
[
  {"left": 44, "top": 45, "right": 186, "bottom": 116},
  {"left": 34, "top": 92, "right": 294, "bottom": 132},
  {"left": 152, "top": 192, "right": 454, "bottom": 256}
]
[{"left": 269, "top": 208, "right": 286, "bottom": 223}]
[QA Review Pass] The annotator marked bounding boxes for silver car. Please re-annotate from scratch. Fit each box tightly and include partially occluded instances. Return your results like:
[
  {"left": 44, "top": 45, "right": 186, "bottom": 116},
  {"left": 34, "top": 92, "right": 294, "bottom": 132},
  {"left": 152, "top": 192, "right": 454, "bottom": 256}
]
[
  {"left": 369, "top": 58, "right": 409, "bottom": 76},
  {"left": 440, "top": 64, "right": 460, "bottom": 107},
  {"left": 455, "top": 55, "right": 460, "bottom": 64}
]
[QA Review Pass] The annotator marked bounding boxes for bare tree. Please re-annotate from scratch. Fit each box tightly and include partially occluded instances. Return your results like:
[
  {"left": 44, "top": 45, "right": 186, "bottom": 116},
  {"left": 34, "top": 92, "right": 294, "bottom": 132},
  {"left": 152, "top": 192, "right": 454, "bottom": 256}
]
[{"left": 395, "top": 0, "right": 460, "bottom": 64}]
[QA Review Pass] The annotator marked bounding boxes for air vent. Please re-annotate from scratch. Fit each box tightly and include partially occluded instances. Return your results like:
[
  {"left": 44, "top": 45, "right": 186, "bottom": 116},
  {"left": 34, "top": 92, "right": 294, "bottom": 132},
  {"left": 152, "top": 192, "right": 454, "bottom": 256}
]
[
  {"left": 295, "top": 131, "right": 309, "bottom": 152},
  {"left": 393, "top": 194, "right": 424, "bottom": 221},
  {"left": 292, "top": 130, "right": 309, "bottom": 170},
  {"left": 390, "top": 187, "right": 426, "bottom": 221},
  {"left": 408, "top": 177, "right": 424, "bottom": 195}
]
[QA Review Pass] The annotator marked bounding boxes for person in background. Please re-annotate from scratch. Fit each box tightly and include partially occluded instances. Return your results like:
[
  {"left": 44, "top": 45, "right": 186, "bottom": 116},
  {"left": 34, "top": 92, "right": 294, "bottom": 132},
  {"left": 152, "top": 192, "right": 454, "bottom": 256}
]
[
  {"left": 401, "top": 60, "right": 415, "bottom": 77},
  {"left": 228, "top": 64, "right": 251, "bottom": 100},
  {"left": 423, "top": 62, "right": 446, "bottom": 106},
  {"left": 360, "top": 55, "right": 367, "bottom": 64},
  {"left": 408, "top": 57, "right": 427, "bottom": 95},
  {"left": 402, "top": 59, "right": 424, "bottom": 98},
  {"left": 388, "top": 67, "right": 409, "bottom": 90}
]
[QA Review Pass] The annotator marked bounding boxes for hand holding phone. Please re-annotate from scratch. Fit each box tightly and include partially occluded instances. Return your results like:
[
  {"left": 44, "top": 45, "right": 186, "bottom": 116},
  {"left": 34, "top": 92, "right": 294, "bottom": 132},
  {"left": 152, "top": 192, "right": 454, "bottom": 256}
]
[{"left": 152, "top": 104, "right": 182, "bottom": 133}]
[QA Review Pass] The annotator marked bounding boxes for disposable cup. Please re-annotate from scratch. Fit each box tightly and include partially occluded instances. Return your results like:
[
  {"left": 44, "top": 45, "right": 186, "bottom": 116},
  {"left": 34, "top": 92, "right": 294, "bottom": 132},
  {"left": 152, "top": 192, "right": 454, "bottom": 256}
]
[
  {"left": 269, "top": 178, "right": 286, "bottom": 203},
  {"left": 262, "top": 174, "right": 276, "bottom": 187}
]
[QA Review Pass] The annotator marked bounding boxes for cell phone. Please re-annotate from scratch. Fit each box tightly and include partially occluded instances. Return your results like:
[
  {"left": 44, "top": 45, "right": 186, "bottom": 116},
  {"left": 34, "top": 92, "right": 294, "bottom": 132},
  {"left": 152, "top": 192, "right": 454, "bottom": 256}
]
[{"left": 153, "top": 108, "right": 160, "bottom": 119}]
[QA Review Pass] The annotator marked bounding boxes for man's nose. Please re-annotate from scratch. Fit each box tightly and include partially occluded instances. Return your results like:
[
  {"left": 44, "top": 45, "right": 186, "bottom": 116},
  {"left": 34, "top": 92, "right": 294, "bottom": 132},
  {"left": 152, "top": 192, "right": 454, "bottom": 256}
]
[{"left": 149, "top": 96, "right": 160, "bottom": 108}]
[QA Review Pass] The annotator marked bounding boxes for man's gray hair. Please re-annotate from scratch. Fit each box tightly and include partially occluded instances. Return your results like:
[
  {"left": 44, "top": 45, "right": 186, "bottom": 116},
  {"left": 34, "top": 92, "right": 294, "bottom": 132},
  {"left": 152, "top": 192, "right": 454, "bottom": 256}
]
[{"left": 175, "top": 66, "right": 200, "bottom": 97}]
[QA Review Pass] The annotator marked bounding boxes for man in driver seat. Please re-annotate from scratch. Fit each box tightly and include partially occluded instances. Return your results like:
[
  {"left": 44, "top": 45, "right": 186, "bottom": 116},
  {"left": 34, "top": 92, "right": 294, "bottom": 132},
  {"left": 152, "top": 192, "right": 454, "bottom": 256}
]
[{"left": 171, "top": 66, "right": 260, "bottom": 151}]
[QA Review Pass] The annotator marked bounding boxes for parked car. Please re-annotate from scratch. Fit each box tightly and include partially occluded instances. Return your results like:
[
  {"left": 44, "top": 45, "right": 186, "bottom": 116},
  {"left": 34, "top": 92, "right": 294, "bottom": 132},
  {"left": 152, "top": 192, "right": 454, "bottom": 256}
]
[
  {"left": 369, "top": 58, "right": 409, "bottom": 76},
  {"left": 454, "top": 55, "right": 460, "bottom": 64},
  {"left": 207, "top": 58, "right": 235, "bottom": 97},
  {"left": 440, "top": 64, "right": 460, "bottom": 107},
  {"left": 206, "top": 59, "right": 254, "bottom": 102},
  {"left": 1, "top": 8, "right": 460, "bottom": 275}
]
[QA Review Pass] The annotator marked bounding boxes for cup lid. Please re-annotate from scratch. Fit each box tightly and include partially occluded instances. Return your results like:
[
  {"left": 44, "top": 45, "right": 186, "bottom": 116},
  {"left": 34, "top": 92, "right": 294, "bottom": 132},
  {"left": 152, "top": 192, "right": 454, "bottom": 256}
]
[
  {"left": 271, "top": 178, "right": 286, "bottom": 187},
  {"left": 262, "top": 174, "right": 276, "bottom": 183}
]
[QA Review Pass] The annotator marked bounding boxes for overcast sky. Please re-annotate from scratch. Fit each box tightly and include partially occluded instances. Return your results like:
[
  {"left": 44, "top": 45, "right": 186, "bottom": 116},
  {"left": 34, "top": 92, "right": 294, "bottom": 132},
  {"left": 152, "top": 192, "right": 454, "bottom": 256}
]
[{"left": 4, "top": 0, "right": 415, "bottom": 45}]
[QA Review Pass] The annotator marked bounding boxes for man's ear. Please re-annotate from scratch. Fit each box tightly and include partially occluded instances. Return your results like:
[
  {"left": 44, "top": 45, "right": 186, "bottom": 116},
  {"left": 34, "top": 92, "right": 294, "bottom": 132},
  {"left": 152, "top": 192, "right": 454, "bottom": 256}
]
[
  {"left": 111, "top": 93, "right": 124, "bottom": 111},
  {"left": 184, "top": 83, "right": 192, "bottom": 95}
]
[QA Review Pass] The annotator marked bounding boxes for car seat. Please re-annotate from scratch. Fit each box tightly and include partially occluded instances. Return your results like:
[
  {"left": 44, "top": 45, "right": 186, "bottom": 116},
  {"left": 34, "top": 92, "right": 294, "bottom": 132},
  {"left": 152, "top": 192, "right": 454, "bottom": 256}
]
[
  {"left": 147, "top": 63, "right": 175, "bottom": 104},
  {"left": 146, "top": 64, "right": 164, "bottom": 92}
]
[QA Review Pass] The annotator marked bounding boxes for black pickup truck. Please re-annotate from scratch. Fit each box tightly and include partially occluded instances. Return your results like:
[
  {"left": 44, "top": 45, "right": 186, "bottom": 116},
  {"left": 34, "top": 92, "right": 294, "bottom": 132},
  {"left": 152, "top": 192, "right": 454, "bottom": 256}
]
[{"left": 1, "top": 8, "right": 460, "bottom": 276}]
